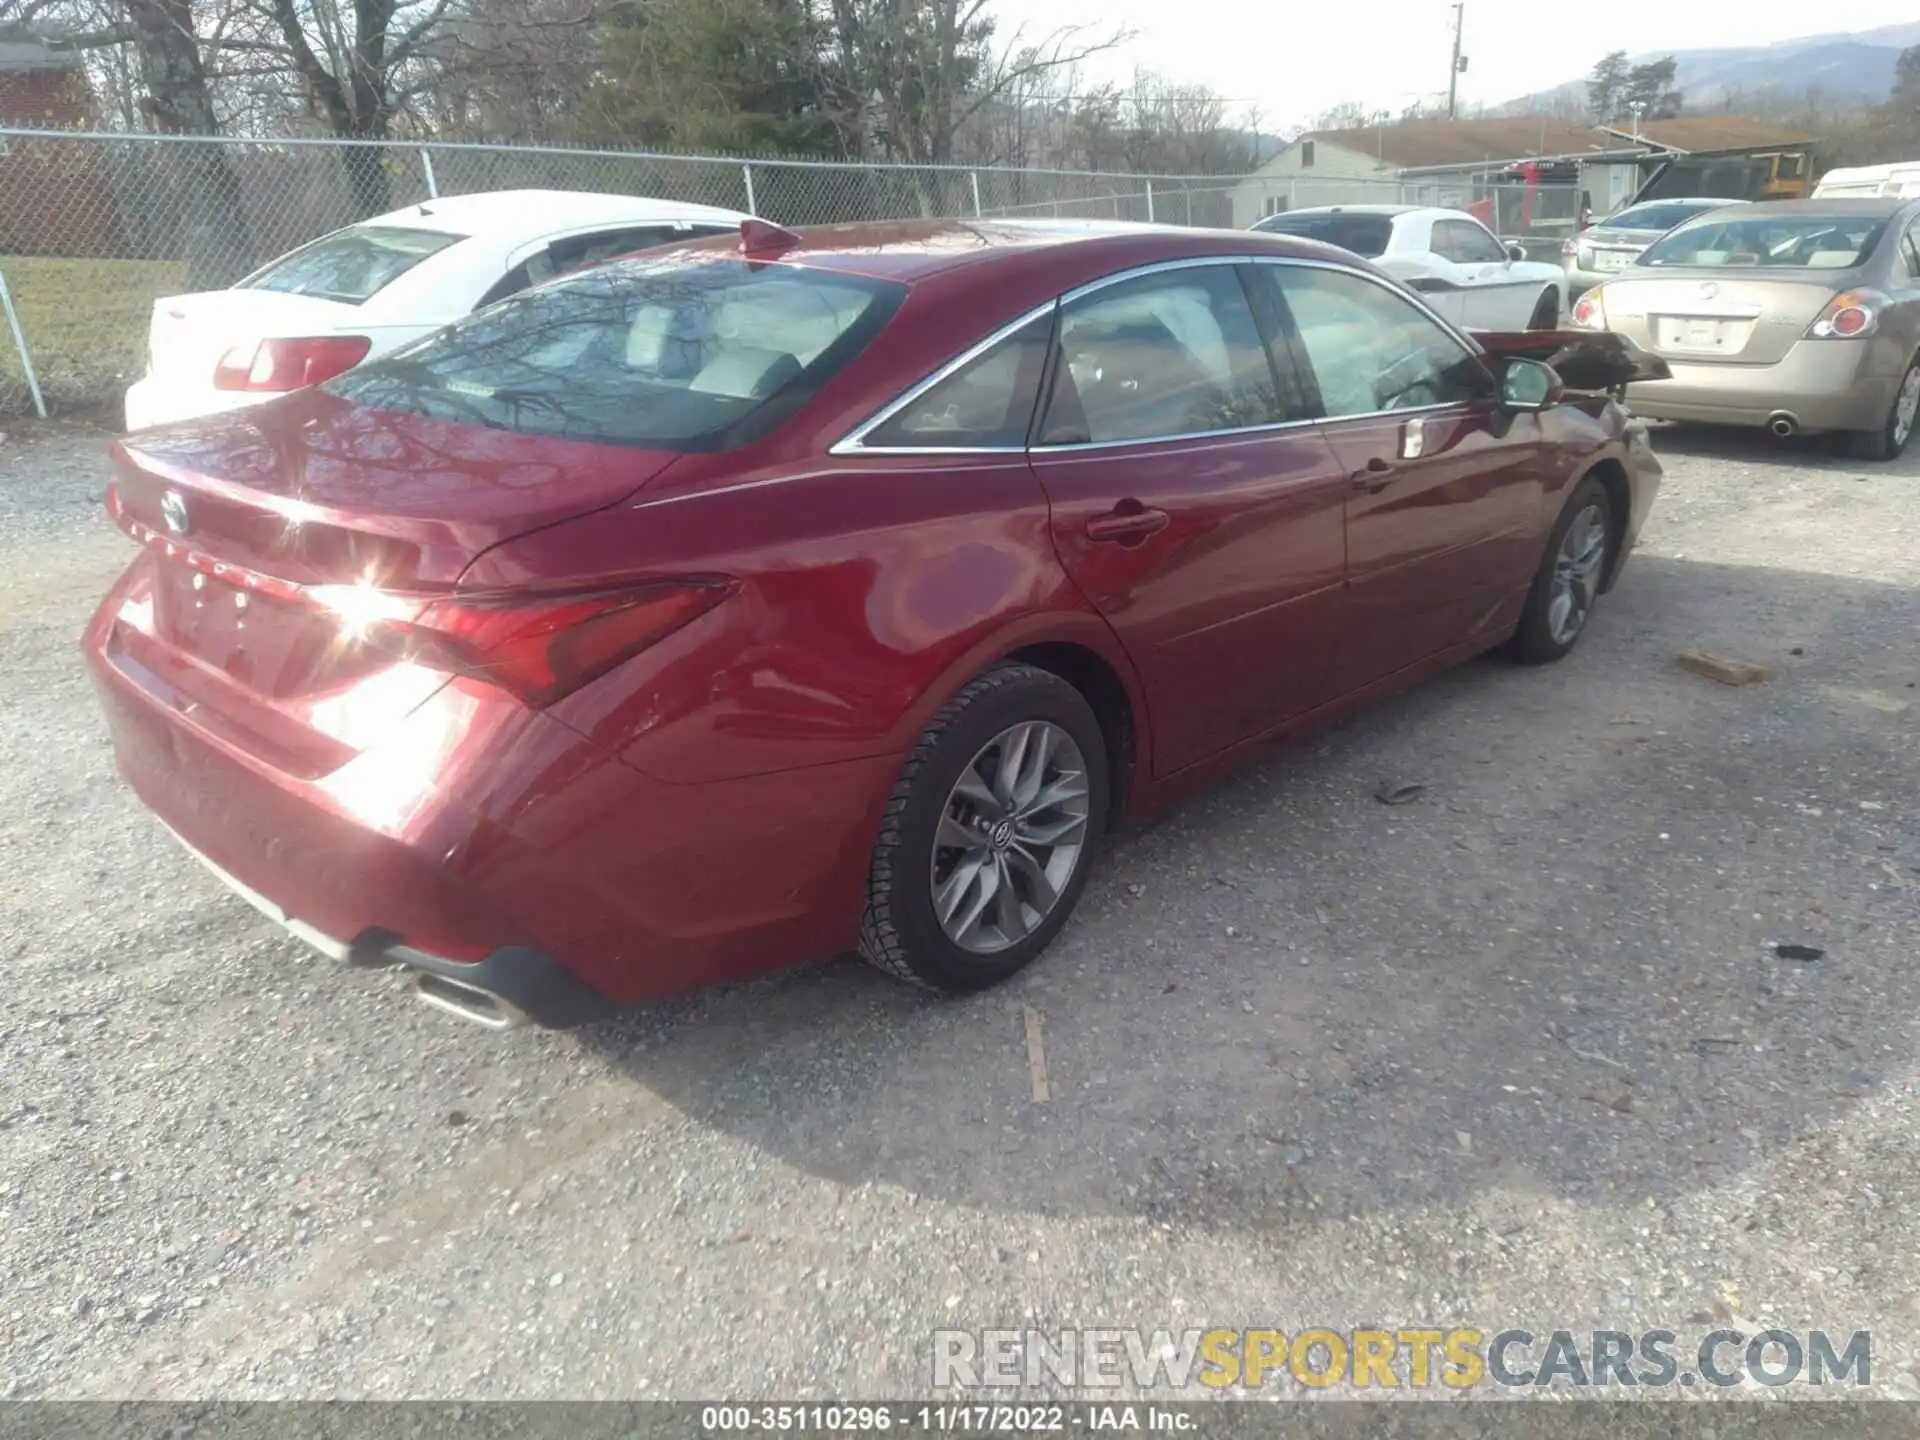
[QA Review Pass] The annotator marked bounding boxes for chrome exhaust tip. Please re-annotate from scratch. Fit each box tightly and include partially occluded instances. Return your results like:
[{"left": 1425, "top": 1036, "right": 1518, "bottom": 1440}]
[
  {"left": 1767, "top": 412, "right": 1799, "bottom": 438},
  {"left": 408, "top": 970, "right": 530, "bottom": 1030}
]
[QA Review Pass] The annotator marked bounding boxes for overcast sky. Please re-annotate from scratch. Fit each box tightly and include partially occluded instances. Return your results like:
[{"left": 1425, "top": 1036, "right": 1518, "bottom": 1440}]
[{"left": 991, "top": 0, "right": 1920, "bottom": 131}]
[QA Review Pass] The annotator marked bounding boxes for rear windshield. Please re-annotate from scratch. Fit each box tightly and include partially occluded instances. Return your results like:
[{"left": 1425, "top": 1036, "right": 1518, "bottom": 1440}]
[
  {"left": 1607, "top": 201, "right": 1733, "bottom": 233},
  {"left": 1639, "top": 214, "right": 1891, "bottom": 270},
  {"left": 327, "top": 256, "right": 905, "bottom": 451},
  {"left": 242, "top": 226, "right": 462, "bottom": 304},
  {"left": 1252, "top": 213, "right": 1394, "bottom": 258}
]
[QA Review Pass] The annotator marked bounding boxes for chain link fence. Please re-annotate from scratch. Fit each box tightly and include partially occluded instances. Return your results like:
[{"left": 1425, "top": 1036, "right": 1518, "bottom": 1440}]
[{"left": 0, "top": 127, "right": 1244, "bottom": 418}]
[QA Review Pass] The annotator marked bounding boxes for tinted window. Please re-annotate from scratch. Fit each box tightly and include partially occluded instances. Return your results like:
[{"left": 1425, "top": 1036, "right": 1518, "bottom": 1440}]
[
  {"left": 329, "top": 256, "right": 904, "bottom": 451},
  {"left": 1903, "top": 222, "right": 1920, "bottom": 279},
  {"left": 243, "top": 226, "right": 461, "bottom": 304},
  {"left": 1609, "top": 200, "right": 1732, "bottom": 232},
  {"left": 1038, "top": 265, "right": 1285, "bottom": 446},
  {"left": 1641, "top": 214, "right": 1892, "bottom": 269},
  {"left": 1435, "top": 218, "right": 1507, "bottom": 264},
  {"left": 864, "top": 313, "right": 1053, "bottom": 448},
  {"left": 1252, "top": 213, "right": 1393, "bottom": 258},
  {"left": 1274, "top": 266, "right": 1489, "bottom": 417}
]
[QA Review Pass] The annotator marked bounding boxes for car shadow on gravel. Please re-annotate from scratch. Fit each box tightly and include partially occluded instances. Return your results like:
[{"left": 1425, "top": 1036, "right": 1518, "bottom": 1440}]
[{"left": 572, "top": 553, "right": 1920, "bottom": 1231}]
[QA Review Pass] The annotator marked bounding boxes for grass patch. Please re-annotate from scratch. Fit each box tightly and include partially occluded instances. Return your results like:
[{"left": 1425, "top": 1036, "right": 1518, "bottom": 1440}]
[{"left": 0, "top": 256, "right": 185, "bottom": 416}]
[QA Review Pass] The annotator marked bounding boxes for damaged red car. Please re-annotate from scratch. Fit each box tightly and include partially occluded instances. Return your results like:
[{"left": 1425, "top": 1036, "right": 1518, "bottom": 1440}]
[{"left": 84, "top": 217, "right": 1663, "bottom": 1028}]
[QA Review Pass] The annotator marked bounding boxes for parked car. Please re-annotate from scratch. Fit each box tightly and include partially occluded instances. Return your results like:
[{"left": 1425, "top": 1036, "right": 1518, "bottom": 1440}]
[
  {"left": 1812, "top": 163, "right": 1920, "bottom": 200},
  {"left": 86, "top": 218, "right": 1662, "bottom": 1028},
  {"left": 1562, "top": 197, "right": 1746, "bottom": 295},
  {"left": 1251, "top": 205, "right": 1566, "bottom": 330},
  {"left": 1573, "top": 198, "right": 1920, "bottom": 460},
  {"left": 123, "top": 189, "right": 750, "bottom": 432}
]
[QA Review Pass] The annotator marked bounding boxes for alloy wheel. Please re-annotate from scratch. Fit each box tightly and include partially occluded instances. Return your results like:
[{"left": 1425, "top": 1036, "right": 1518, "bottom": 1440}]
[
  {"left": 1894, "top": 364, "right": 1920, "bottom": 449},
  {"left": 1547, "top": 502, "right": 1608, "bottom": 645},
  {"left": 930, "top": 721, "right": 1091, "bottom": 955}
]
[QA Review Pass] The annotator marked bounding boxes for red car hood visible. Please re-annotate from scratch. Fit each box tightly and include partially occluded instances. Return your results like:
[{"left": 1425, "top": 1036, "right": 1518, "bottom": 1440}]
[{"left": 111, "top": 389, "right": 681, "bottom": 588}]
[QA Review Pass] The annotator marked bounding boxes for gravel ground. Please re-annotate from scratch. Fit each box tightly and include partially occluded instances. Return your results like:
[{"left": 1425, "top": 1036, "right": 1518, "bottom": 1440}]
[{"left": 2, "top": 419, "right": 1918, "bottom": 1404}]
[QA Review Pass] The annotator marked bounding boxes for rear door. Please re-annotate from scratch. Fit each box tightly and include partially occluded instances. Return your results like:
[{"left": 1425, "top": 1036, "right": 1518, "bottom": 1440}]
[
  {"left": 1027, "top": 260, "right": 1351, "bottom": 774},
  {"left": 1267, "top": 262, "right": 1549, "bottom": 688}
]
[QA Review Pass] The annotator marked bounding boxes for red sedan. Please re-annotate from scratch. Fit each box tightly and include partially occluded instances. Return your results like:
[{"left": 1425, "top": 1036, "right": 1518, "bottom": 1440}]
[{"left": 84, "top": 218, "right": 1662, "bottom": 1028}]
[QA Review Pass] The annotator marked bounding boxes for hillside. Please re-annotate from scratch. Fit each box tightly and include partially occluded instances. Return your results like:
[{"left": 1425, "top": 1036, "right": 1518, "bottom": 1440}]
[{"left": 1500, "top": 22, "right": 1920, "bottom": 114}]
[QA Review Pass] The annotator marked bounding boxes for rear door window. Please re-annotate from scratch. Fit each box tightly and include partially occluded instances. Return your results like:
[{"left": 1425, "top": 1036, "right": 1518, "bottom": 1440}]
[
  {"left": 241, "top": 226, "right": 462, "bottom": 304},
  {"left": 328, "top": 255, "right": 904, "bottom": 451},
  {"left": 860, "top": 313, "right": 1054, "bottom": 449},
  {"left": 1036, "top": 265, "right": 1288, "bottom": 445}
]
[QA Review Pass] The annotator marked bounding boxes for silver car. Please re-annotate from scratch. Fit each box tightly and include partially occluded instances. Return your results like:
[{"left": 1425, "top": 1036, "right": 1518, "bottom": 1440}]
[
  {"left": 1572, "top": 198, "right": 1920, "bottom": 460},
  {"left": 1562, "top": 198, "right": 1747, "bottom": 295}
]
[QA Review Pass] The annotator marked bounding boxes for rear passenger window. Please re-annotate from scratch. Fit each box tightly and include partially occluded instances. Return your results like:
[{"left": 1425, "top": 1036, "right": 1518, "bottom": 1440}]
[
  {"left": 1037, "top": 265, "right": 1287, "bottom": 446},
  {"left": 863, "top": 313, "right": 1053, "bottom": 448}
]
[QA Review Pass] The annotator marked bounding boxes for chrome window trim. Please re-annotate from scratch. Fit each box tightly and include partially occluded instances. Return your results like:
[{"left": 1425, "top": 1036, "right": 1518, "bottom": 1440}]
[
  {"left": 828, "top": 299, "right": 1059, "bottom": 457},
  {"left": 829, "top": 253, "right": 1490, "bottom": 459}
]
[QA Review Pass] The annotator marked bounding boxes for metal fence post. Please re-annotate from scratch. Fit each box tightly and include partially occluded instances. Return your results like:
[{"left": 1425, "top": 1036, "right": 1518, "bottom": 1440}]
[
  {"left": 1146, "top": 180, "right": 1155, "bottom": 223},
  {"left": 0, "top": 267, "right": 47, "bottom": 420},
  {"left": 970, "top": 170, "right": 983, "bottom": 217},
  {"left": 1183, "top": 184, "right": 1192, "bottom": 227},
  {"left": 742, "top": 163, "right": 758, "bottom": 217},
  {"left": 419, "top": 146, "right": 439, "bottom": 199}
]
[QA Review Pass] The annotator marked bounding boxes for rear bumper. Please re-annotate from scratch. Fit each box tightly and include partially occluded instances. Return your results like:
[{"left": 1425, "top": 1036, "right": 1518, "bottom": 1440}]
[
  {"left": 1623, "top": 342, "right": 1898, "bottom": 432},
  {"left": 83, "top": 559, "right": 897, "bottom": 1017},
  {"left": 167, "top": 823, "right": 604, "bottom": 1028}
]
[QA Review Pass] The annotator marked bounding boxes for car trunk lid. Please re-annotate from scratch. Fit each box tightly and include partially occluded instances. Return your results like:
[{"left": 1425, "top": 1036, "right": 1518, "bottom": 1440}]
[
  {"left": 1597, "top": 272, "right": 1847, "bottom": 365},
  {"left": 101, "top": 390, "right": 680, "bottom": 775}
]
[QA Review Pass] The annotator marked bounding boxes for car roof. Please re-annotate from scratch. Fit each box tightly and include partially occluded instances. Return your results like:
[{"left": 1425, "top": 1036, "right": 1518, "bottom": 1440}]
[
  {"left": 671, "top": 217, "right": 1345, "bottom": 283},
  {"left": 1616, "top": 197, "right": 1746, "bottom": 207},
  {"left": 359, "top": 188, "right": 751, "bottom": 238},
  {"left": 1724, "top": 197, "right": 1910, "bottom": 218}
]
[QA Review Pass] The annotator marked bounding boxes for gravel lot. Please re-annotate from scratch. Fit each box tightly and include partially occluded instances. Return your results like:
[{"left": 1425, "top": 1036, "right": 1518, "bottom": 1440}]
[{"left": 2, "top": 419, "right": 1918, "bottom": 1403}]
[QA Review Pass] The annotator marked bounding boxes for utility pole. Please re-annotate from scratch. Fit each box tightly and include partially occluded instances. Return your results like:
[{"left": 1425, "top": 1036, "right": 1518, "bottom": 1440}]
[{"left": 1448, "top": 3, "right": 1467, "bottom": 120}]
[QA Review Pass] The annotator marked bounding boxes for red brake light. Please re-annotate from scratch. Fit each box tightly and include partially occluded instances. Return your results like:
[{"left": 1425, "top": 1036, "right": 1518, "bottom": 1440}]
[
  {"left": 351, "top": 583, "right": 731, "bottom": 709},
  {"left": 213, "top": 335, "right": 373, "bottom": 392},
  {"left": 1570, "top": 291, "right": 1605, "bottom": 330},
  {"left": 1806, "top": 289, "right": 1885, "bottom": 340}
]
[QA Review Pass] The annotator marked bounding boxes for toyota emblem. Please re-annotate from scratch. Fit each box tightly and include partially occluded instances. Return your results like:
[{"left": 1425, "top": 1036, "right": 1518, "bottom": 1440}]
[
  {"left": 159, "top": 488, "right": 191, "bottom": 536},
  {"left": 1698, "top": 282, "right": 1719, "bottom": 300}
]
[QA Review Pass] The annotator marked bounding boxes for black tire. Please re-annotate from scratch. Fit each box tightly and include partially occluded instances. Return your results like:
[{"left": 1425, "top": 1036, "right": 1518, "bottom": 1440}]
[
  {"left": 1843, "top": 354, "right": 1920, "bottom": 462},
  {"left": 1507, "top": 476, "right": 1615, "bottom": 665},
  {"left": 859, "top": 662, "right": 1109, "bottom": 994},
  {"left": 1526, "top": 288, "right": 1560, "bottom": 331}
]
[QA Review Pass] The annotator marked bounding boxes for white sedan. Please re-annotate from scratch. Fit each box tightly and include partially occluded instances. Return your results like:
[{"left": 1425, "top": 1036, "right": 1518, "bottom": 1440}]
[
  {"left": 125, "top": 188, "right": 751, "bottom": 432},
  {"left": 1251, "top": 204, "right": 1567, "bottom": 332}
]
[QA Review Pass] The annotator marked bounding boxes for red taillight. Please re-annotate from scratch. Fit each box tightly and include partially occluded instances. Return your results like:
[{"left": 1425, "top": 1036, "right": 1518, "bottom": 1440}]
[
  {"left": 1570, "top": 291, "right": 1606, "bottom": 330},
  {"left": 1806, "top": 289, "right": 1886, "bottom": 340},
  {"left": 347, "top": 583, "right": 731, "bottom": 709},
  {"left": 213, "top": 335, "right": 372, "bottom": 392}
]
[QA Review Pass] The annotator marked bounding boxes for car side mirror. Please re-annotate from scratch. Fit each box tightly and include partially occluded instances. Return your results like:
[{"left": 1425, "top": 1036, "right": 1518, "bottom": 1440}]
[
  {"left": 1506, "top": 243, "right": 1527, "bottom": 263},
  {"left": 1499, "top": 357, "right": 1561, "bottom": 412}
]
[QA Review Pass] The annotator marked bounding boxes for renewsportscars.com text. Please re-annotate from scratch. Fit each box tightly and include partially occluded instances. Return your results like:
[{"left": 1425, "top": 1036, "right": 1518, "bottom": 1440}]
[{"left": 932, "top": 1327, "right": 1873, "bottom": 1391}]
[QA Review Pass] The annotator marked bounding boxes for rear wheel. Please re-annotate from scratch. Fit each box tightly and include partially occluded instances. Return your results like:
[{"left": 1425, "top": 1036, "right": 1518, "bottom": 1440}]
[
  {"left": 1507, "top": 476, "right": 1614, "bottom": 665},
  {"left": 859, "top": 663, "right": 1109, "bottom": 994},
  {"left": 1526, "top": 288, "right": 1560, "bottom": 331},
  {"left": 1844, "top": 355, "right": 1920, "bottom": 462}
]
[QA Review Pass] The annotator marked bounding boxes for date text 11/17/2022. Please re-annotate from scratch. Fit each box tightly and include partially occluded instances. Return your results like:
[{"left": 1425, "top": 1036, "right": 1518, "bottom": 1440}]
[{"left": 698, "top": 1404, "right": 1194, "bottom": 1432}]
